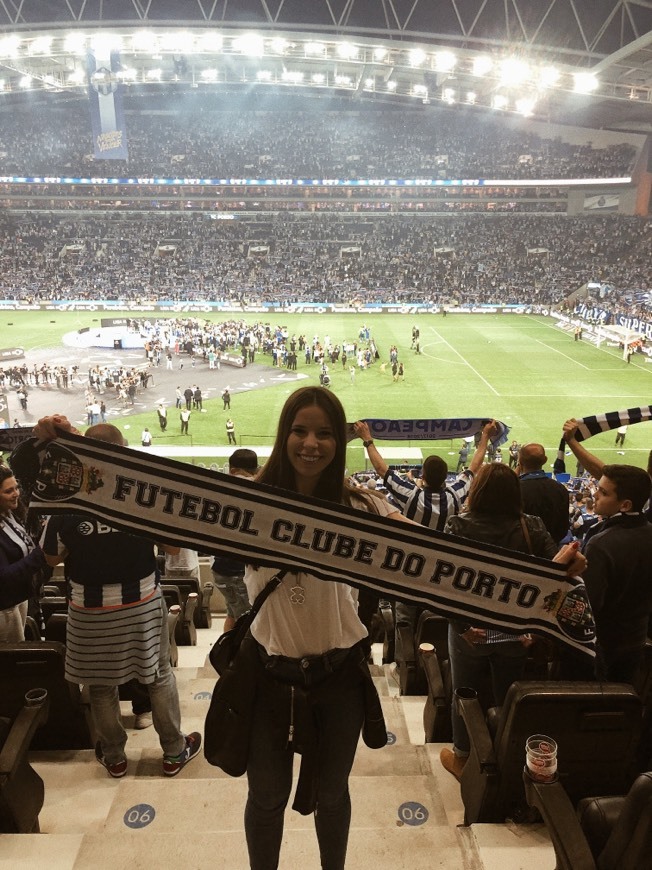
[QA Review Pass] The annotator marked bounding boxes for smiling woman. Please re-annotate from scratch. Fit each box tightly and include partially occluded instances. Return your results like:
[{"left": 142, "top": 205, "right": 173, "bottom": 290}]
[
  {"left": 0, "top": 464, "right": 46, "bottom": 638},
  {"left": 239, "top": 385, "right": 411, "bottom": 870}
]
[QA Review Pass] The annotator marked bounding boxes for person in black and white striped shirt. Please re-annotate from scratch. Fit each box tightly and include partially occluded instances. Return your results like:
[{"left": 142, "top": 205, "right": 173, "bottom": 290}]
[
  {"left": 353, "top": 419, "right": 496, "bottom": 682},
  {"left": 35, "top": 419, "right": 201, "bottom": 780}
]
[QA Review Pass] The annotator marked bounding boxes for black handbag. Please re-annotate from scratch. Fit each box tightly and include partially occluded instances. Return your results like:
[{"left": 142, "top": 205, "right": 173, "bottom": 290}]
[
  {"left": 208, "top": 570, "right": 286, "bottom": 676},
  {"left": 203, "top": 570, "right": 286, "bottom": 774}
]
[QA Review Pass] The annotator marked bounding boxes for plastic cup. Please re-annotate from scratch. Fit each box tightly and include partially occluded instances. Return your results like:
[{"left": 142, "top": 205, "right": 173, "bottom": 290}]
[
  {"left": 525, "top": 733, "right": 558, "bottom": 783},
  {"left": 25, "top": 687, "right": 48, "bottom": 707}
]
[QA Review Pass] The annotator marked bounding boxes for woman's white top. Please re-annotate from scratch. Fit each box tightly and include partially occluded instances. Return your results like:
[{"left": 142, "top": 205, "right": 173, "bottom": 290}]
[{"left": 245, "top": 493, "right": 395, "bottom": 657}]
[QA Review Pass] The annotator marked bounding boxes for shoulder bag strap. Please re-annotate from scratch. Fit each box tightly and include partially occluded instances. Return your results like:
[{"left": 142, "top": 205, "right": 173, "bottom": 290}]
[
  {"left": 249, "top": 568, "right": 287, "bottom": 616},
  {"left": 519, "top": 516, "right": 533, "bottom": 555}
]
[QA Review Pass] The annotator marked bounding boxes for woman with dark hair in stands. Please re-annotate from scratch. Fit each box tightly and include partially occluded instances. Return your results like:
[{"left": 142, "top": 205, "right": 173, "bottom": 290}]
[
  {"left": 440, "top": 462, "right": 581, "bottom": 782},
  {"left": 0, "top": 464, "right": 45, "bottom": 638},
  {"left": 243, "top": 386, "right": 409, "bottom": 870}
]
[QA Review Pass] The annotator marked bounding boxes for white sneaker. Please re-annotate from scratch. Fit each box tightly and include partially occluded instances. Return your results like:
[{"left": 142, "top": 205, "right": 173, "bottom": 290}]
[{"left": 134, "top": 712, "right": 153, "bottom": 730}]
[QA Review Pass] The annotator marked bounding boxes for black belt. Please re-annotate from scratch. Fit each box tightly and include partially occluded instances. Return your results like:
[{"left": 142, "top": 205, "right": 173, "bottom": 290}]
[{"left": 257, "top": 642, "right": 354, "bottom": 687}]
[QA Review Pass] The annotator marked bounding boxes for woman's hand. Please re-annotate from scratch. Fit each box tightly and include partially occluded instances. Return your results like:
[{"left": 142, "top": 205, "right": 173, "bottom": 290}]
[
  {"left": 33, "top": 415, "right": 80, "bottom": 443},
  {"left": 553, "top": 541, "right": 587, "bottom": 576}
]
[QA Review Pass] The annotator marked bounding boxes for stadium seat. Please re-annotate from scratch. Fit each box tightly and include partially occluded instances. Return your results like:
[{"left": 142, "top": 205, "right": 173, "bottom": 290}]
[
  {"left": 161, "top": 584, "right": 198, "bottom": 645},
  {"left": 396, "top": 608, "right": 446, "bottom": 695},
  {"left": 23, "top": 616, "right": 41, "bottom": 642},
  {"left": 43, "top": 612, "right": 67, "bottom": 645},
  {"left": 0, "top": 643, "right": 93, "bottom": 751},
  {"left": 379, "top": 600, "right": 395, "bottom": 665},
  {"left": 162, "top": 575, "right": 212, "bottom": 629},
  {"left": 455, "top": 680, "right": 642, "bottom": 825},
  {"left": 168, "top": 605, "right": 181, "bottom": 668},
  {"left": 523, "top": 769, "right": 652, "bottom": 870},
  {"left": 39, "top": 596, "right": 68, "bottom": 626},
  {"left": 0, "top": 688, "right": 50, "bottom": 833},
  {"left": 421, "top": 623, "right": 452, "bottom": 743}
]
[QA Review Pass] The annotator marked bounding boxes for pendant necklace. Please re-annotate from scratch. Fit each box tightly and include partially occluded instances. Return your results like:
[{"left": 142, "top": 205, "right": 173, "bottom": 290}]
[{"left": 288, "top": 574, "right": 306, "bottom": 605}]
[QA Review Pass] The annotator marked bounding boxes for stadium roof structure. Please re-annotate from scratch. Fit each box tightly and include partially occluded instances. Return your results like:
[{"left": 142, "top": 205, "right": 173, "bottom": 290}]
[{"left": 0, "top": 0, "right": 651, "bottom": 132}]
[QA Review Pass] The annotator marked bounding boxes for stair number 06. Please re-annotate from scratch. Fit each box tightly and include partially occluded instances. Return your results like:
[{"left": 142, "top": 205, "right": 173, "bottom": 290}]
[
  {"left": 397, "top": 801, "right": 429, "bottom": 827},
  {"left": 124, "top": 803, "right": 156, "bottom": 828}
]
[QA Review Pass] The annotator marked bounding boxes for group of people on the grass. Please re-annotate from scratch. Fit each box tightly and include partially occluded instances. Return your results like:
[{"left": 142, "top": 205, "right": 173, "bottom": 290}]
[
  {"left": 1, "top": 382, "right": 651, "bottom": 869},
  {"left": 0, "top": 213, "right": 650, "bottom": 315}
]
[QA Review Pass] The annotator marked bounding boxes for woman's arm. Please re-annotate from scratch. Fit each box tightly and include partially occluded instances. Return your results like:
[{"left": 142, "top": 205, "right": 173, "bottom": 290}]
[{"left": 0, "top": 536, "right": 45, "bottom": 608}]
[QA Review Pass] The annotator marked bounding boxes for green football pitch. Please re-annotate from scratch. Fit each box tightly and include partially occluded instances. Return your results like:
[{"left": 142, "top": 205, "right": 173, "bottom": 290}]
[{"left": 5, "top": 310, "right": 651, "bottom": 473}]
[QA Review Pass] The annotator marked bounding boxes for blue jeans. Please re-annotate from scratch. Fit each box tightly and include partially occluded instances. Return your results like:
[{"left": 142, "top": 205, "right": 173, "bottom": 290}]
[
  {"left": 448, "top": 625, "right": 527, "bottom": 756},
  {"left": 211, "top": 570, "right": 250, "bottom": 620},
  {"left": 245, "top": 672, "right": 365, "bottom": 870},
  {"left": 89, "top": 593, "right": 184, "bottom": 763}
]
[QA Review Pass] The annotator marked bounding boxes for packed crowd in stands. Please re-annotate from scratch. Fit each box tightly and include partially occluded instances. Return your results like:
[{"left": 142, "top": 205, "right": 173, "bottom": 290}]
[
  {"left": 0, "top": 100, "right": 638, "bottom": 180},
  {"left": 0, "top": 212, "right": 649, "bottom": 311}
]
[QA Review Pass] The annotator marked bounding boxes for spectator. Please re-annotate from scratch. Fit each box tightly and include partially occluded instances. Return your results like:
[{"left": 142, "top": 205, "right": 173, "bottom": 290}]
[
  {"left": 440, "top": 463, "right": 584, "bottom": 781},
  {"left": 518, "top": 443, "right": 570, "bottom": 544},
  {"left": 36, "top": 419, "right": 201, "bottom": 779}
]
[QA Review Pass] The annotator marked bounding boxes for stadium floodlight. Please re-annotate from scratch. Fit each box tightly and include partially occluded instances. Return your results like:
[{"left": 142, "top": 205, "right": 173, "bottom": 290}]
[
  {"left": 305, "top": 41, "right": 326, "bottom": 56},
  {"left": 335, "top": 74, "right": 352, "bottom": 85},
  {"left": 500, "top": 58, "right": 529, "bottom": 85},
  {"left": 515, "top": 96, "right": 536, "bottom": 116},
  {"left": 364, "top": 78, "right": 375, "bottom": 88},
  {"left": 91, "top": 34, "right": 123, "bottom": 55},
  {"left": 373, "top": 47, "right": 387, "bottom": 61},
  {"left": 233, "top": 34, "right": 264, "bottom": 56},
  {"left": 19, "top": 75, "right": 32, "bottom": 88},
  {"left": 492, "top": 93, "right": 508, "bottom": 110},
  {"left": 281, "top": 69, "right": 304, "bottom": 83},
  {"left": 412, "top": 83, "right": 428, "bottom": 97},
  {"left": 0, "top": 79, "right": 4, "bottom": 91},
  {"left": 465, "top": 91, "right": 477, "bottom": 104},
  {"left": 257, "top": 69, "right": 273, "bottom": 81},
  {"left": 573, "top": 71, "right": 598, "bottom": 93},
  {"left": 311, "top": 72, "right": 326, "bottom": 84},
  {"left": 435, "top": 51, "right": 456, "bottom": 73},
  {"left": 201, "top": 68, "right": 219, "bottom": 81},
  {"left": 196, "top": 33, "right": 223, "bottom": 53},
  {"left": 64, "top": 32, "right": 87, "bottom": 55},
  {"left": 472, "top": 55, "right": 493, "bottom": 76},
  {"left": 337, "top": 42, "right": 358, "bottom": 60},
  {"left": 160, "top": 32, "right": 195, "bottom": 54},
  {"left": 538, "top": 66, "right": 560, "bottom": 88},
  {"left": 0, "top": 35, "right": 21, "bottom": 58},
  {"left": 30, "top": 36, "right": 52, "bottom": 55},
  {"left": 270, "top": 38, "right": 289, "bottom": 54},
  {"left": 408, "top": 48, "right": 427, "bottom": 67},
  {"left": 146, "top": 68, "right": 162, "bottom": 81},
  {"left": 68, "top": 69, "right": 86, "bottom": 85},
  {"left": 442, "top": 87, "right": 456, "bottom": 105},
  {"left": 386, "top": 80, "right": 397, "bottom": 91},
  {"left": 132, "top": 31, "right": 159, "bottom": 53}
]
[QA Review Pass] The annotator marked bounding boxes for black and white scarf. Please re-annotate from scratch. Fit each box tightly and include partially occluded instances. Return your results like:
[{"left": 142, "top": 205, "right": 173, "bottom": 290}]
[
  {"left": 554, "top": 406, "right": 652, "bottom": 474},
  {"left": 351, "top": 417, "right": 510, "bottom": 446},
  {"left": 29, "top": 431, "right": 594, "bottom": 658}
]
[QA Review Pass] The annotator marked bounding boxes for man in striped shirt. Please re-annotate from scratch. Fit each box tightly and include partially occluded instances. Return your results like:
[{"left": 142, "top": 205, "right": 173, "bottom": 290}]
[
  {"left": 353, "top": 420, "right": 495, "bottom": 684},
  {"left": 354, "top": 420, "right": 495, "bottom": 531}
]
